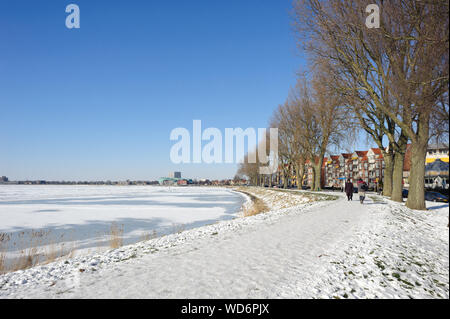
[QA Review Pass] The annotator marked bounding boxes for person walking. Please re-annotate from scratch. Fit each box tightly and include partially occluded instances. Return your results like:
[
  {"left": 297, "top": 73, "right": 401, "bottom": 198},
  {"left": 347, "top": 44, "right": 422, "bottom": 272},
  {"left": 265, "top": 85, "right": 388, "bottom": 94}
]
[
  {"left": 357, "top": 178, "right": 368, "bottom": 204},
  {"left": 377, "top": 180, "right": 383, "bottom": 195},
  {"left": 345, "top": 179, "right": 353, "bottom": 201}
]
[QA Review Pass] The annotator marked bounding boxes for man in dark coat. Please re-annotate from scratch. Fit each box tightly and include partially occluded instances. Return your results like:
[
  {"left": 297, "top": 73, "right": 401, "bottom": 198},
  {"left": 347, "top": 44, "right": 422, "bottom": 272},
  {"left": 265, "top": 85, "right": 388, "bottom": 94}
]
[{"left": 345, "top": 179, "right": 353, "bottom": 201}]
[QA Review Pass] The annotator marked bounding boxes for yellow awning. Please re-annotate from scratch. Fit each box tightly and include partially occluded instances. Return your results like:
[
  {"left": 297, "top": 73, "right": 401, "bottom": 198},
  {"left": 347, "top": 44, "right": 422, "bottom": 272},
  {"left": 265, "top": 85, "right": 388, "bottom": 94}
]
[{"left": 426, "top": 157, "right": 449, "bottom": 163}]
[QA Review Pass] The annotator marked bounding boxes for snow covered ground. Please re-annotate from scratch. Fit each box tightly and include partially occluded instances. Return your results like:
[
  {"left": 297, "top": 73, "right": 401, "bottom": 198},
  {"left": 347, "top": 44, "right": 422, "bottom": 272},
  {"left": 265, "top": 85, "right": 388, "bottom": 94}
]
[
  {"left": 0, "top": 188, "right": 448, "bottom": 299},
  {"left": 234, "top": 187, "right": 331, "bottom": 210},
  {"left": 0, "top": 185, "right": 247, "bottom": 268}
]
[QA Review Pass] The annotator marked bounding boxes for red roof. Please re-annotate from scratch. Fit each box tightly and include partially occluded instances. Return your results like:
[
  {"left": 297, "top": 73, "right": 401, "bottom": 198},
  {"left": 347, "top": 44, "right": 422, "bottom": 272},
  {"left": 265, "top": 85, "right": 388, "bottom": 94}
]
[
  {"left": 341, "top": 153, "right": 353, "bottom": 159},
  {"left": 355, "top": 151, "right": 368, "bottom": 157},
  {"left": 370, "top": 148, "right": 382, "bottom": 155}
]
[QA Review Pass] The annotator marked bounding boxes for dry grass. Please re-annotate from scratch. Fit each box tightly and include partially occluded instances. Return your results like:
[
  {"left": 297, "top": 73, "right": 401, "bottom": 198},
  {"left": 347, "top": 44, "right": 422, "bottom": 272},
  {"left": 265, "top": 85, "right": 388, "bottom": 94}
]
[
  {"left": 237, "top": 190, "right": 270, "bottom": 217},
  {"left": 109, "top": 222, "right": 124, "bottom": 249},
  {"left": 0, "top": 251, "right": 5, "bottom": 274},
  {"left": 0, "top": 233, "right": 11, "bottom": 274},
  {"left": 0, "top": 221, "right": 183, "bottom": 275},
  {"left": 13, "top": 247, "right": 40, "bottom": 272},
  {"left": 140, "top": 230, "right": 158, "bottom": 242},
  {"left": 8, "top": 230, "right": 50, "bottom": 273},
  {"left": 0, "top": 230, "right": 78, "bottom": 274},
  {"left": 171, "top": 223, "right": 186, "bottom": 234}
]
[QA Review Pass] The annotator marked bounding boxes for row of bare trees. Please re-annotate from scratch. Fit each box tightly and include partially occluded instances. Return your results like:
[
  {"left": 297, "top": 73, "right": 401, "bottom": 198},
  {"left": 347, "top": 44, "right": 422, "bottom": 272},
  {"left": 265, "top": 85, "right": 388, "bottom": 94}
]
[
  {"left": 292, "top": 0, "right": 449, "bottom": 210},
  {"left": 270, "top": 69, "right": 351, "bottom": 191},
  {"left": 238, "top": 66, "right": 351, "bottom": 191},
  {"left": 238, "top": 0, "right": 448, "bottom": 210}
]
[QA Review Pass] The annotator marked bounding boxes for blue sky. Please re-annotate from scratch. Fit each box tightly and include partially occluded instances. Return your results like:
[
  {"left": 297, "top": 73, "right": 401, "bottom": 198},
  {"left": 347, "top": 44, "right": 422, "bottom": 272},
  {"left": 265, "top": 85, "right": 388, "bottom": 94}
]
[{"left": 1, "top": 0, "right": 325, "bottom": 181}]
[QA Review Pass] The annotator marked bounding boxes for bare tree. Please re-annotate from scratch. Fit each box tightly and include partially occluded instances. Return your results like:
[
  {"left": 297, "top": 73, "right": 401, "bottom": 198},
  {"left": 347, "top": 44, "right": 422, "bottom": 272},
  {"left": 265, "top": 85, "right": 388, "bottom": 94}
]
[
  {"left": 237, "top": 151, "right": 260, "bottom": 186},
  {"left": 290, "top": 68, "right": 349, "bottom": 191},
  {"left": 270, "top": 103, "right": 301, "bottom": 188},
  {"left": 350, "top": 88, "right": 409, "bottom": 202}
]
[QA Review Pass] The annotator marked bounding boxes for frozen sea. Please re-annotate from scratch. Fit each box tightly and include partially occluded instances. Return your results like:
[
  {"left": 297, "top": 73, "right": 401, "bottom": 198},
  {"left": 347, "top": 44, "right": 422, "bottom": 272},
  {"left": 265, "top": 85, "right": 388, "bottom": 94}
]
[{"left": 0, "top": 185, "right": 246, "bottom": 266}]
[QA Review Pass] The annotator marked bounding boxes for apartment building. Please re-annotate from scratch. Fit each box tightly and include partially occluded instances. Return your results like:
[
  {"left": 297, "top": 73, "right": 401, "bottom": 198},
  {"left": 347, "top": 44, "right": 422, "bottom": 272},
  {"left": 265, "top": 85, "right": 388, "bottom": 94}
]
[
  {"left": 350, "top": 151, "right": 369, "bottom": 183},
  {"left": 278, "top": 144, "right": 448, "bottom": 190},
  {"left": 323, "top": 155, "right": 341, "bottom": 188},
  {"left": 426, "top": 144, "right": 449, "bottom": 163},
  {"left": 305, "top": 149, "right": 382, "bottom": 189},
  {"left": 366, "top": 148, "right": 385, "bottom": 188}
]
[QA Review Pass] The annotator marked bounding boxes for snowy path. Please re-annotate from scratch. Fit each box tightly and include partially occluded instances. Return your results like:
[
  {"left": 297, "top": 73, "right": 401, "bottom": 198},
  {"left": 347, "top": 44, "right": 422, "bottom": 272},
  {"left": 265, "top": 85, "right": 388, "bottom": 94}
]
[
  {"left": 67, "top": 195, "right": 366, "bottom": 298},
  {"left": 1, "top": 191, "right": 448, "bottom": 299}
]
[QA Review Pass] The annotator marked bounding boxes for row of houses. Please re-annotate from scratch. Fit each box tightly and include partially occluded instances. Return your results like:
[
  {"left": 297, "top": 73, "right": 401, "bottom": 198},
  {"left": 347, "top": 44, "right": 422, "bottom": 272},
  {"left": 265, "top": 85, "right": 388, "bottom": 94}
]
[
  {"left": 301, "top": 148, "right": 386, "bottom": 189},
  {"left": 276, "top": 144, "right": 449, "bottom": 190}
]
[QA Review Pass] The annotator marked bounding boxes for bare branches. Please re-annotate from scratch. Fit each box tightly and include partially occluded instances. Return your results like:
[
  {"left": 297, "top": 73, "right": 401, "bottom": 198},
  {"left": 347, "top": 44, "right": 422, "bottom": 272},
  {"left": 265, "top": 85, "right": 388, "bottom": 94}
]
[{"left": 292, "top": 0, "right": 449, "bottom": 209}]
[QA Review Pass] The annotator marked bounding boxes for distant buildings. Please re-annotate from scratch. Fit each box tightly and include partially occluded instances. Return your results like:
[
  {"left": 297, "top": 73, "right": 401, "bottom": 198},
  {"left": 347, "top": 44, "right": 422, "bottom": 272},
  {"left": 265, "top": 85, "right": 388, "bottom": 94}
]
[
  {"left": 177, "top": 179, "right": 188, "bottom": 186},
  {"left": 426, "top": 144, "right": 449, "bottom": 163},
  {"left": 423, "top": 144, "right": 449, "bottom": 189},
  {"left": 319, "top": 148, "right": 384, "bottom": 189},
  {"left": 274, "top": 143, "right": 449, "bottom": 190},
  {"left": 159, "top": 172, "right": 184, "bottom": 185},
  {"left": 159, "top": 177, "right": 178, "bottom": 186},
  {"left": 1, "top": 176, "right": 8, "bottom": 183},
  {"left": 169, "top": 172, "right": 182, "bottom": 179},
  {"left": 425, "top": 159, "right": 449, "bottom": 189}
]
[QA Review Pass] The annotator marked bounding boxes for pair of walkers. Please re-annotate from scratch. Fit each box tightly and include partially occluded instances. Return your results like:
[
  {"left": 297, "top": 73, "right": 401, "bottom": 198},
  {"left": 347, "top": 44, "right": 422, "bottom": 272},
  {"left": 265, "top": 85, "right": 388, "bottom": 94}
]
[{"left": 345, "top": 178, "right": 368, "bottom": 204}]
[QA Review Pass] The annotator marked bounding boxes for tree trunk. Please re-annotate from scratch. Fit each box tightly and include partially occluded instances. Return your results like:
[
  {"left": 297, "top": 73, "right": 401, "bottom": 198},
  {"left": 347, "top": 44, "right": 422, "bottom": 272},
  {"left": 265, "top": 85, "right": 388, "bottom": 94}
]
[
  {"left": 313, "top": 158, "right": 324, "bottom": 191},
  {"left": 283, "top": 172, "right": 288, "bottom": 189},
  {"left": 310, "top": 167, "right": 316, "bottom": 190},
  {"left": 406, "top": 141, "right": 427, "bottom": 210},
  {"left": 391, "top": 151, "right": 405, "bottom": 202},
  {"left": 295, "top": 162, "right": 305, "bottom": 190},
  {"left": 382, "top": 151, "right": 394, "bottom": 197},
  {"left": 296, "top": 174, "right": 302, "bottom": 189},
  {"left": 313, "top": 165, "right": 320, "bottom": 191},
  {"left": 406, "top": 112, "right": 430, "bottom": 210}
]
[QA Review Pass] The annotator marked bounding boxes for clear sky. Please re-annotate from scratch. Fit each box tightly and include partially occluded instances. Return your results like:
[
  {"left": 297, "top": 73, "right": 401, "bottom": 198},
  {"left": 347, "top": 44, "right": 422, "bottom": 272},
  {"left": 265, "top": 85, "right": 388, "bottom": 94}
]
[{"left": 0, "top": 0, "right": 334, "bottom": 181}]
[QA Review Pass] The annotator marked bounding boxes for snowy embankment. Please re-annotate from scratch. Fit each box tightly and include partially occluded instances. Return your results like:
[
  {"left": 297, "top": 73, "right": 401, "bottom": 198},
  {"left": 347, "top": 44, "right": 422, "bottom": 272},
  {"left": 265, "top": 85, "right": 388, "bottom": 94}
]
[
  {"left": 0, "top": 189, "right": 448, "bottom": 299},
  {"left": 234, "top": 187, "right": 327, "bottom": 211}
]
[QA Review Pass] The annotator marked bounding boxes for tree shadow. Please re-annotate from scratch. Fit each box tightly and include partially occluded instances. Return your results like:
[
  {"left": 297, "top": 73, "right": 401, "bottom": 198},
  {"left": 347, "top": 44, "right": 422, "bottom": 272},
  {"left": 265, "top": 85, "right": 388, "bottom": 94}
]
[{"left": 427, "top": 204, "right": 449, "bottom": 210}]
